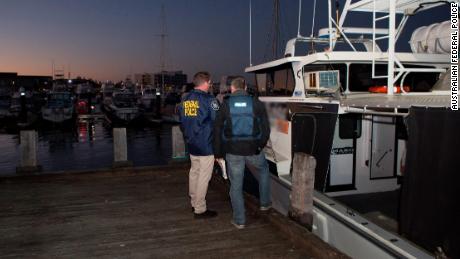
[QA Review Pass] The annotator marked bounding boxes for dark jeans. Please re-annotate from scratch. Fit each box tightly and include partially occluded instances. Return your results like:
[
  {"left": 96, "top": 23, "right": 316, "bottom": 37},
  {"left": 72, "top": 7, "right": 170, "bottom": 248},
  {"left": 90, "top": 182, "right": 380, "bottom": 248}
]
[{"left": 226, "top": 152, "right": 271, "bottom": 225}]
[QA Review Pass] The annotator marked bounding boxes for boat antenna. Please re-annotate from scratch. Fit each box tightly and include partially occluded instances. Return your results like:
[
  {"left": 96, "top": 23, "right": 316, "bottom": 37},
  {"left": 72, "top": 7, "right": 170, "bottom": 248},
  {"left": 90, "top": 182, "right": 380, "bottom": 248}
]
[
  {"left": 263, "top": 0, "right": 281, "bottom": 60},
  {"left": 51, "top": 60, "right": 55, "bottom": 80},
  {"left": 335, "top": 0, "right": 340, "bottom": 38},
  {"left": 310, "top": 0, "right": 317, "bottom": 53},
  {"left": 297, "top": 0, "right": 302, "bottom": 37},
  {"left": 249, "top": 0, "right": 252, "bottom": 66},
  {"left": 310, "top": 0, "right": 317, "bottom": 37},
  {"left": 272, "top": 0, "right": 280, "bottom": 58}
]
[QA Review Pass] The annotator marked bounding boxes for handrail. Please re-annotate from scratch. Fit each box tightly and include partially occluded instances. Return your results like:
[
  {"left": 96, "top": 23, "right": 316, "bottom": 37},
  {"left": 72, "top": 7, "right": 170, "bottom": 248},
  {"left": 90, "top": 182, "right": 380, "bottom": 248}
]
[{"left": 399, "top": 68, "right": 447, "bottom": 94}]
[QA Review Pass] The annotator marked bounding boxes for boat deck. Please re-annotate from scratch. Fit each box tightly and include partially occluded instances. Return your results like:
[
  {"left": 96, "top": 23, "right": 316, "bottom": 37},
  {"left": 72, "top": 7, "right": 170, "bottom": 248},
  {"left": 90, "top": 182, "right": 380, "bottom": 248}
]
[
  {"left": 341, "top": 93, "right": 450, "bottom": 109},
  {"left": 0, "top": 166, "right": 342, "bottom": 258},
  {"left": 335, "top": 190, "right": 400, "bottom": 234}
]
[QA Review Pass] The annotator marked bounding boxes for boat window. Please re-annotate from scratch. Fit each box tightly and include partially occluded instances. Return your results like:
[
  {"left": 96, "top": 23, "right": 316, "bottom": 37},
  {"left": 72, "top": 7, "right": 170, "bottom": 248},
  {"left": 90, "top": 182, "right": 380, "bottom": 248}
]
[
  {"left": 273, "top": 68, "right": 295, "bottom": 94},
  {"left": 255, "top": 66, "right": 295, "bottom": 96},
  {"left": 349, "top": 64, "right": 439, "bottom": 92},
  {"left": 349, "top": 64, "right": 387, "bottom": 91},
  {"left": 113, "top": 94, "right": 136, "bottom": 107},
  {"left": 255, "top": 73, "right": 268, "bottom": 94},
  {"left": 48, "top": 94, "right": 72, "bottom": 108},
  {"left": 339, "top": 114, "right": 361, "bottom": 139},
  {"left": 303, "top": 64, "right": 346, "bottom": 92}
]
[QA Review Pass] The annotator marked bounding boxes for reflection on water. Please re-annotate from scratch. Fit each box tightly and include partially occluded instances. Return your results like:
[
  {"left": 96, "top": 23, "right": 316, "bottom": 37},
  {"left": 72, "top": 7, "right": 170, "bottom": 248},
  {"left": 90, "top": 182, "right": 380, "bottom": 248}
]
[{"left": 0, "top": 120, "right": 172, "bottom": 176}]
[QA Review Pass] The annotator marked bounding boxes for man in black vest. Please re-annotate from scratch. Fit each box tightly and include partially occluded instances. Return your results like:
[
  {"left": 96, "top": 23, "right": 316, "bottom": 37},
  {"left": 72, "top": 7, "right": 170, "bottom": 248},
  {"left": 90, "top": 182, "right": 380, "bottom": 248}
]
[{"left": 213, "top": 77, "right": 271, "bottom": 229}]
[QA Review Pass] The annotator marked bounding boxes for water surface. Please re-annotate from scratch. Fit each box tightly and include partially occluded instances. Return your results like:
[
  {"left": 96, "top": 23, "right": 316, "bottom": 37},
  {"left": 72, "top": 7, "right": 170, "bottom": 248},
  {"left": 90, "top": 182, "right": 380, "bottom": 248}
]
[{"left": 0, "top": 120, "right": 172, "bottom": 176}]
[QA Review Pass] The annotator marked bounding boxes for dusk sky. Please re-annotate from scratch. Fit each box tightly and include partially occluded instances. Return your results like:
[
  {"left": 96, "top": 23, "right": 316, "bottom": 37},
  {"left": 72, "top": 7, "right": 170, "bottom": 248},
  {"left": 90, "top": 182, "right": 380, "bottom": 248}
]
[{"left": 0, "top": 0, "right": 450, "bottom": 82}]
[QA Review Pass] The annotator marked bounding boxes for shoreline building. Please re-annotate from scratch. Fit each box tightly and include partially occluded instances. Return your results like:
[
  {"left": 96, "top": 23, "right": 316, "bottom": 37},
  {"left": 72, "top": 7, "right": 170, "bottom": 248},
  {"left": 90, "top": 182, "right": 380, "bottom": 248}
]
[
  {"left": 0, "top": 72, "right": 52, "bottom": 92},
  {"left": 0, "top": 73, "right": 17, "bottom": 94},
  {"left": 154, "top": 71, "right": 187, "bottom": 92},
  {"left": 133, "top": 73, "right": 155, "bottom": 86}
]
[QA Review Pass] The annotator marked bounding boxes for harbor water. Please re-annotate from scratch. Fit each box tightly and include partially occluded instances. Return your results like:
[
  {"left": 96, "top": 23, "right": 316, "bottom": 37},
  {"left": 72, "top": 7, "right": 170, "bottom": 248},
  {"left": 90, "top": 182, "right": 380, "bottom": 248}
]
[{"left": 0, "top": 120, "right": 172, "bottom": 176}]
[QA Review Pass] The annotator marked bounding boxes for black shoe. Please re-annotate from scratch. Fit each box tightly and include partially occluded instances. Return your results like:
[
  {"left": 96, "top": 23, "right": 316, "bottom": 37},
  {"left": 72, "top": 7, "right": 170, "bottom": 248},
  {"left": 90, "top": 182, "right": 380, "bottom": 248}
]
[{"left": 194, "top": 210, "right": 218, "bottom": 219}]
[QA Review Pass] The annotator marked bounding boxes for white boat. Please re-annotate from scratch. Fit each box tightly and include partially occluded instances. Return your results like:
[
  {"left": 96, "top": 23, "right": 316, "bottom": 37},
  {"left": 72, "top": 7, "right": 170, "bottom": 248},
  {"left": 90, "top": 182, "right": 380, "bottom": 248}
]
[
  {"left": 75, "top": 81, "right": 94, "bottom": 96},
  {"left": 9, "top": 90, "right": 42, "bottom": 127},
  {"left": 139, "top": 85, "right": 157, "bottom": 111},
  {"left": 10, "top": 90, "right": 34, "bottom": 118},
  {"left": 104, "top": 90, "right": 140, "bottom": 123},
  {"left": 245, "top": 1, "right": 457, "bottom": 258},
  {"left": 101, "top": 83, "right": 115, "bottom": 104},
  {"left": 74, "top": 81, "right": 96, "bottom": 115},
  {"left": 41, "top": 91, "right": 75, "bottom": 123}
]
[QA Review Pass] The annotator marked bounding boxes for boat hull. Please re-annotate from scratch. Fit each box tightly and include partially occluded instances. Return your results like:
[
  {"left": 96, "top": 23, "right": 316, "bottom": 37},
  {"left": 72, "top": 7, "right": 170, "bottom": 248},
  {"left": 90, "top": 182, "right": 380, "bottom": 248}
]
[
  {"left": 244, "top": 168, "right": 432, "bottom": 259},
  {"left": 41, "top": 107, "right": 74, "bottom": 123},
  {"left": 103, "top": 104, "right": 141, "bottom": 124}
]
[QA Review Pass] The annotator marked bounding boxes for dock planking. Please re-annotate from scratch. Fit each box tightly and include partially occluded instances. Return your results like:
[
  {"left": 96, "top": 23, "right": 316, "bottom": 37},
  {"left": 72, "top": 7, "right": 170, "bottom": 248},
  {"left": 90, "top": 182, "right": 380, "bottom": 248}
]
[{"left": 0, "top": 166, "right": 313, "bottom": 258}]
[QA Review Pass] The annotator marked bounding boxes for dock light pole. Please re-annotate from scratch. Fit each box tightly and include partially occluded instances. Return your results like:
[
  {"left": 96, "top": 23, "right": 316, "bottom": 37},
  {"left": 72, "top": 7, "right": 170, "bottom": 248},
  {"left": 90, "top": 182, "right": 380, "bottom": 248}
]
[
  {"left": 155, "top": 89, "right": 162, "bottom": 119},
  {"left": 19, "top": 87, "right": 27, "bottom": 123}
]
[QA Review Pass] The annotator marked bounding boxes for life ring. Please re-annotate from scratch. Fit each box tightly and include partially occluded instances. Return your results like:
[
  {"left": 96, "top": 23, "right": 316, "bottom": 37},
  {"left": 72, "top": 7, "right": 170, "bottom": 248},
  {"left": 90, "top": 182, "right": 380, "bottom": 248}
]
[{"left": 369, "top": 85, "right": 410, "bottom": 93}]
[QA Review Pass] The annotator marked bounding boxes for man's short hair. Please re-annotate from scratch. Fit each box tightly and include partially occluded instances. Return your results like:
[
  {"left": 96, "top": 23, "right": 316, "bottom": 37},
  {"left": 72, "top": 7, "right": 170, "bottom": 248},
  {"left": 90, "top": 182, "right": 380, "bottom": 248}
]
[
  {"left": 193, "top": 72, "right": 211, "bottom": 87},
  {"left": 231, "top": 77, "right": 246, "bottom": 90}
]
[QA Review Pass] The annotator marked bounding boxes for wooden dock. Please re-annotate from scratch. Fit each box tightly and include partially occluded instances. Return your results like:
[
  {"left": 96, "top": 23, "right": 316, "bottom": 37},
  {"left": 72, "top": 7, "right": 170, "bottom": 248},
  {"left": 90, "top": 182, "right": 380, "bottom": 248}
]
[{"left": 0, "top": 165, "right": 346, "bottom": 258}]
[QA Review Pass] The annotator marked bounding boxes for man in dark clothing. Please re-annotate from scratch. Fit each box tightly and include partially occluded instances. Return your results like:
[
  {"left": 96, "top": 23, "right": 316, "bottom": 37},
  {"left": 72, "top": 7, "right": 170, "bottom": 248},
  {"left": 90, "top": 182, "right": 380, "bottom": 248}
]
[
  {"left": 213, "top": 77, "right": 271, "bottom": 229},
  {"left": 178, "top": 71, "right": 220, "bottom": 219}
]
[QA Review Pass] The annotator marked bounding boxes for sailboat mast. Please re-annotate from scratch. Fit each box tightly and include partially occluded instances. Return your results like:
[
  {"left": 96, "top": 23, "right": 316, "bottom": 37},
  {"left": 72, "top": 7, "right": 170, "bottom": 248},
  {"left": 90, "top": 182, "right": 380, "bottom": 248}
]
[
  {"left": 264, "top": 0, "right": 281, "bottom": 61},
  {"left": 159, "top": 4, "right": 167, "bottom": 92},
  {"left": 249, "top": 0, "right": 252, "bottom": 66}
]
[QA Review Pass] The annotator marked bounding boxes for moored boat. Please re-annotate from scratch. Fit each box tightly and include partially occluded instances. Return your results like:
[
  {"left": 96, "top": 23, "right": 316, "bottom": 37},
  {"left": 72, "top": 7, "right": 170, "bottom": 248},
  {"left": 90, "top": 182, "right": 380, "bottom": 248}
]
[
  {"left": 104, "top": 90, "right": 140, "bottom": 123},
  {"left": 244, "top": 1, "right": 456, "bottom": 258},
  {"left": 41, "top": 91, "right": 75, "bottom": 123},
  {"left": 139, "top": 85, "right": 158, "bottom": 111},
  {"left": 10, "top": 89, "right": 41, "bottom": 127}
]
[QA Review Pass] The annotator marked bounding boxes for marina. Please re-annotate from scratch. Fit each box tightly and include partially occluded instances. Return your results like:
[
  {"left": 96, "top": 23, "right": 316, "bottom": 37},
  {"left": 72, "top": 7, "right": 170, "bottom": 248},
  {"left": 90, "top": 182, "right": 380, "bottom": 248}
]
[{"left": 0, "top": 121, "right": 172, "bottom": 176}]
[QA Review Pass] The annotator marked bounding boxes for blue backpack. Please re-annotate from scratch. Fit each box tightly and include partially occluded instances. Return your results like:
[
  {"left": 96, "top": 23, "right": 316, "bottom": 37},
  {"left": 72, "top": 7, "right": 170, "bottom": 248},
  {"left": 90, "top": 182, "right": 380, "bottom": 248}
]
[{"left": 224, "top": 95, "right": 261, "bottom": 141}]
